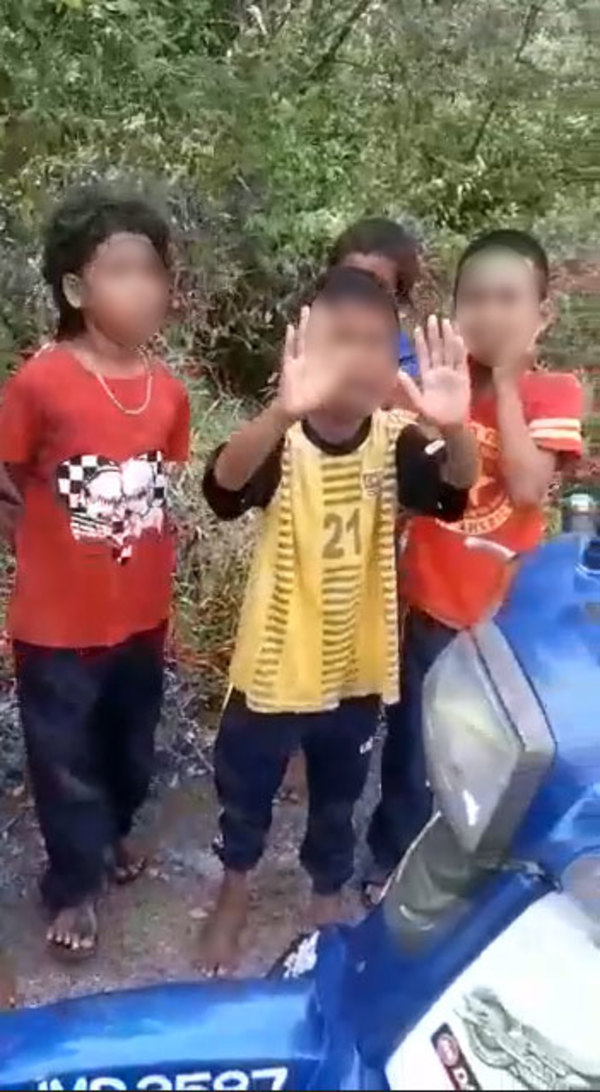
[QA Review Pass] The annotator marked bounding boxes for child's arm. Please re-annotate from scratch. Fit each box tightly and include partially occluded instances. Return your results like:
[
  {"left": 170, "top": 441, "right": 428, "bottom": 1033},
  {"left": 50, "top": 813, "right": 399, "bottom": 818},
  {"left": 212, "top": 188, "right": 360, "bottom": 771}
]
[
  {"left": 396, "top": 426, "right": 470, "bottom": 522},
  {"left": 211, "top": 306, "right": 347, "bottom": 496},
  {"left": 438, "top": 424, "right": 478, "bottom": 490},
  {"left": 495, "top": 376, "right": 555, "bottom": 506},
  {"left": 494, "top": 366, "right": 582, "bottom": 507},
  {"left": 211, "top": 400, "right": 293, "bottom": 494},
  {"left": 0, "top": 368, "right": 40, "bottom": 542}
]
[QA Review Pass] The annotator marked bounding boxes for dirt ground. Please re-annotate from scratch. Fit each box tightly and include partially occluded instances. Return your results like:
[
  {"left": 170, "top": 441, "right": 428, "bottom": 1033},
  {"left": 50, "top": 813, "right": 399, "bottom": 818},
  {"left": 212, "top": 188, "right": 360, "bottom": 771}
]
[{"left": 0, "top": 746, "right": 369, "bottom": 1011}]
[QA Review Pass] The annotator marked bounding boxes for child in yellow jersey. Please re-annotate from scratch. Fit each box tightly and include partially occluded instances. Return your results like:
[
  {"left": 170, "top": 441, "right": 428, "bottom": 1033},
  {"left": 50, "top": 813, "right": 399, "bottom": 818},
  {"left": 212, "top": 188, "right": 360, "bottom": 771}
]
[{"left": 200, "top": 267, "right": 478, "bottom": 973}]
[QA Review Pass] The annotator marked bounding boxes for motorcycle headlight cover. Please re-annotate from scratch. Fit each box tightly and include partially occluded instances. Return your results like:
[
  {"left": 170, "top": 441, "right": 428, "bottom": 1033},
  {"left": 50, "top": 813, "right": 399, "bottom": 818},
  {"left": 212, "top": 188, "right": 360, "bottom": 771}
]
[{"left": 423, "top": 624, "right": 554, "bottom": 856}]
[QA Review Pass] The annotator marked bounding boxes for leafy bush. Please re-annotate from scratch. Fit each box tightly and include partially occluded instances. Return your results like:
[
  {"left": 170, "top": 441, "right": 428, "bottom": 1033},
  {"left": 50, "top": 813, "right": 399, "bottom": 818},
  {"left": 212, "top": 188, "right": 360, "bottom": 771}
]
[
  {"left": 0, "top": 0, "right": 597, "bottom": 705},
  {"left": 0, "top": 0, "right": 597, "bottom": 391}
]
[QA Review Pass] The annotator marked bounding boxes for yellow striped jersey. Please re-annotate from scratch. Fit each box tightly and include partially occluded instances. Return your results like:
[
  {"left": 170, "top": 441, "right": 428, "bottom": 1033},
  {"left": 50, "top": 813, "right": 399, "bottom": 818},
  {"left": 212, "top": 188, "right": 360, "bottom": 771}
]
[
  {"left": 230, "top": 411, "right": 411, "bottom": 713},
  {"left": 203, "top": 411, "right": 469, "bottom": 715}
]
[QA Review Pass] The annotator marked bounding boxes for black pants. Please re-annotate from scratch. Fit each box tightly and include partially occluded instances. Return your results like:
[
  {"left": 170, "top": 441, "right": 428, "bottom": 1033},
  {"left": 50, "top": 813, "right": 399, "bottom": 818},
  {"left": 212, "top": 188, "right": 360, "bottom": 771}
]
[
  {"left": 15, "top": 626, "right": 165, "bottom": 912},
  {"left": 367, "top": 609, "right": 455, "bottom": 875},
  {"left": 215, "top": 694, "right": 378, "bottom": 896}
]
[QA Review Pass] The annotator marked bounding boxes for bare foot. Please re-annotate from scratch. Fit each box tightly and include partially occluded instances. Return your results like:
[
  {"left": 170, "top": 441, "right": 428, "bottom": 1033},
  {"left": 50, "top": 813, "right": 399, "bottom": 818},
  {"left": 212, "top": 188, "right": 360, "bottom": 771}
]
[
  {"left": 111, "top": 837, "right": 148, "bottom": 884},
  {"left": 279, "top": 750, "right": 307, "bottom": 804},
  {"left": 310, "top": 891, "right": 345, "bottom": 928},
  {"left": 197, "top": 872, "right": 249, "bottom": 976},
  {"left": 47, "top": 903, "right": 98, "bottom": 962}
]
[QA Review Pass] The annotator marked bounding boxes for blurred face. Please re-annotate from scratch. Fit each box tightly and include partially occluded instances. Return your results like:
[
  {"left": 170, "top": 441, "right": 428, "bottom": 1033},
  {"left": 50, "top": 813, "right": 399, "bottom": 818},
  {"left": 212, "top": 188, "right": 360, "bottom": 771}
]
[
  {"left": 313, "top": 298, "right": 398, "bottom": 421},
  {"left": 65, "top": 232, "right": 170, "bottom": 347},
  {"left": 341, "top": 253, "right": 398, "bottom": 295},
  {"left": 454, "top": 250, "right": 549, "bottom": 368},
  {"left": 341, "top": 247, "right": 420, "bottom": 302}
]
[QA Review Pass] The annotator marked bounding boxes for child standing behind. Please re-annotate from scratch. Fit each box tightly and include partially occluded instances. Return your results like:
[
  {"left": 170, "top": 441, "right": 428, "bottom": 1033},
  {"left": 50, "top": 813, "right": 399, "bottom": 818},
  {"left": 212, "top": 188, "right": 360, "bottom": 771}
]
[
  {"left": 0, "top": 187, "right": 190, "bottom": 959},
  {"left": 328, "top": 216, "right": 421, "bottom": 379},
  {"left": 365, "top": 229, "right": 584, "bottom": 903},
  {"left": 200, "top": 267, "right": 478, "bottom": 973}
]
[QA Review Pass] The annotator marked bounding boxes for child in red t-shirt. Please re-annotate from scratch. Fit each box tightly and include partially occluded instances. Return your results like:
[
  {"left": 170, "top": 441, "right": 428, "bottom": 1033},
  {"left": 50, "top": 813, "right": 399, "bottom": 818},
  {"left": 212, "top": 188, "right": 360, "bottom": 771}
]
[
  {"left": 364, "top": 229, "right": 583, "bottom": 904},
  {"left": 0, "top": 187, "right": 190, "bottom": 958}
]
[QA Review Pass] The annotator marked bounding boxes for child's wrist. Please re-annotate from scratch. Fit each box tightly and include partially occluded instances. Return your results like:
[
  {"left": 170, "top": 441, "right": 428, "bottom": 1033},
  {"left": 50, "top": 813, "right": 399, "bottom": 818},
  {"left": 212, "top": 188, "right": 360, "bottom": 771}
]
[
  {"left": 438, "top": 421, "right": 468, "bottom": 439},
  {"left": 268, "top": 397, "right": 297, "bottom": 429},
  {"left": 493, "top": 368, "right": 520, "bottom": 393}
]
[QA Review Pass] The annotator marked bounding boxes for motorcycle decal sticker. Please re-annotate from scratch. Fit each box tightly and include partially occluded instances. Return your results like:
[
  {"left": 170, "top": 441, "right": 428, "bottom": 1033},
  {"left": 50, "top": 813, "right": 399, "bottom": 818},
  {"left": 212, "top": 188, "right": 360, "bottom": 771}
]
[
  {"left": 385, "top": 896, "right": 600, "bottom": 1091},
  {"left": 431, "top": 1024, "right": 481, "bottom": 1090},
  {"left": 459, "top": 988, "right": 600, "bottom": 1091}
]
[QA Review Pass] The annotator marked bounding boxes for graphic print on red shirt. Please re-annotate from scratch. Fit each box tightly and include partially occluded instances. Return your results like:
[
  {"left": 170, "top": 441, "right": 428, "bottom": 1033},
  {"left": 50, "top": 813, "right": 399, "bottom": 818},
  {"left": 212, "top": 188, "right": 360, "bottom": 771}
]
[
  {"left": 0, "top": 346, "right": 190, "bottom": 648},
  {"left": 400, "top": 370, "right": 583, "bottom": 628},
  {"left": 56, "top": 450, "right": 169, "bottom": 564}
]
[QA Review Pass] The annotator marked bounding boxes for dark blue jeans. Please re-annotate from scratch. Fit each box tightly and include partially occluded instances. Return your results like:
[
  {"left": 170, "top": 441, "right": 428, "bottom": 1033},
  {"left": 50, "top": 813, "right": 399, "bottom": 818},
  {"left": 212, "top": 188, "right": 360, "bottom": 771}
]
[
  {"left": 15, "top": 626, "right": 165, "bottom": 911},
  {"left": 367, "top": 609, "right": 455, "bottom": 876},
  {"left": 215, "top": 693, "right": 378, "bottom": 895}
]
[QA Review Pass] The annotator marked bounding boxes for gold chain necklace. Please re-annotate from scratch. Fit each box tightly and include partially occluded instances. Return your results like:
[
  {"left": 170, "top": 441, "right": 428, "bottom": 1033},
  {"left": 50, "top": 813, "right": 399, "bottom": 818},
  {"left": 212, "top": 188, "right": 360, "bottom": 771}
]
[{"left": 94, "top": 363, "right": 154, "bottom": 416}]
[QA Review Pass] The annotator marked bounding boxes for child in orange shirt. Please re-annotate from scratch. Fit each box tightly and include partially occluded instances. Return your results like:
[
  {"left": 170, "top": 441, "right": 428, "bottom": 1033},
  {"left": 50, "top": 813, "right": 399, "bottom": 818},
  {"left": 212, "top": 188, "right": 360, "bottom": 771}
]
[{"left": 365, "top": 229, "right": 583, "bottom": 904}]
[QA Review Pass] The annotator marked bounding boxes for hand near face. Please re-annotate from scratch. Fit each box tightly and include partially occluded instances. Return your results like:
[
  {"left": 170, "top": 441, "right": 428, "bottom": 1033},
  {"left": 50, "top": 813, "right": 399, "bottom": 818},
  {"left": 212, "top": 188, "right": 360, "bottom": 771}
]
[
  {"left": 389, "top": 315, "right": 471, "bottom": 430},
  {"left": 277, "top": 305, "right": 348, "bottom": 421}
]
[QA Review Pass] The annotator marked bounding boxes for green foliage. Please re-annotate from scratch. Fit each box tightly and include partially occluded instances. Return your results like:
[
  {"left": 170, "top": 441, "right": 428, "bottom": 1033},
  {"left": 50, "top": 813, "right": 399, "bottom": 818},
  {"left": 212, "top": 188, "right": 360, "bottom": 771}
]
[
  {"left": 0, "top": 0, "right": 597, "bottom": 391},
  {"left": 0, "top": 0, "right": 597, "bottom": 699}
]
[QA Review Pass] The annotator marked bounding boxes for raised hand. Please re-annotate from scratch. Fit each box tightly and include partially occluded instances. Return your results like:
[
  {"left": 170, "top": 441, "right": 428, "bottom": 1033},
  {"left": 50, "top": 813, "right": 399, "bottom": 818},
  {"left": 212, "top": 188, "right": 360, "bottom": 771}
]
[
  {"left": 277, "top": 305, "right": 344, "bottom": 421},
  {"left": 392, "top": 315, "right": 471, "bottom": 430},
  {"left": 491, "top": 331, "right": 540, "bottom": 386}
]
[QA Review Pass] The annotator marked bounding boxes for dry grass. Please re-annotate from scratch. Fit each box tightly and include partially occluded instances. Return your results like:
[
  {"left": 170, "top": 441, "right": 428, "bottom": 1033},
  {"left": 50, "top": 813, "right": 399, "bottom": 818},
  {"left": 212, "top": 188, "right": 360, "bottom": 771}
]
[{"left": 167, "top": 377, "right": 252, "bottom": 706}]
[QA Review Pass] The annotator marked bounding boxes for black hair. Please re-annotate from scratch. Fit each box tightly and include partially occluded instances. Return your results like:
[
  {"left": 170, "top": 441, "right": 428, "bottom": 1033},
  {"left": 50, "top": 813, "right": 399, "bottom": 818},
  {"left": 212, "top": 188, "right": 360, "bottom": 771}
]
[
  {"left": 313, "top": 265, "right": 399, "bottom": 326},
  {"left": 42, "top": 185, "right": 172, "bottom": 339},
  {"left": 454, "top": 229, "right": 550, "bottom": 299},
  {"left": 328, "top": 217, "right": 417, "bottom": 301}
]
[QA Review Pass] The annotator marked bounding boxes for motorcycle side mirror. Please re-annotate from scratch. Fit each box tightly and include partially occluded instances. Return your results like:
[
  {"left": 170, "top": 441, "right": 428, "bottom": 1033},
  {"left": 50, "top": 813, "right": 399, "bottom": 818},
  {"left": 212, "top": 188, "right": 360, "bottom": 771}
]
[
  {"left": 561, "top": 491, "right": 599, "bottom": 536},
  {"left": 465, "top": 536, "right": 518, "bottom": 564}
]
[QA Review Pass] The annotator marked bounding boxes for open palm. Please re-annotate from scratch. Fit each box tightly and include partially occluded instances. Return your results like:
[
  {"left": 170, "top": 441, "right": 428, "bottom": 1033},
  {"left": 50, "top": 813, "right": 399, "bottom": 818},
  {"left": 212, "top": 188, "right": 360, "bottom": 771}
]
[
  {"left": 278, "top": 305, "right": 345, "bottom": 420},
  {"left": 393, "top": 315, "right": 471, "bottom": 430}
]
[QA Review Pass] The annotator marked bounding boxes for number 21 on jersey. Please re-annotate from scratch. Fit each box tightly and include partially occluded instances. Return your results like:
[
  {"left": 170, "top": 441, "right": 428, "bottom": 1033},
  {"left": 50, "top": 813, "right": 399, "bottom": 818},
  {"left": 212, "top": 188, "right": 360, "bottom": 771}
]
[{"left": 323, "top": 507, "right": 362, "bottom": 561}]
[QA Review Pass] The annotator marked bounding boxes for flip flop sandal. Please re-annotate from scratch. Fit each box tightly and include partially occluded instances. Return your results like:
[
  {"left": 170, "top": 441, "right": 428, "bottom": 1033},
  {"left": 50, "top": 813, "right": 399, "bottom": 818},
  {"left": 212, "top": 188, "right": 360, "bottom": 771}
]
[
  {"left": 360, "top": 876, "right": 389, "bottom": 910},
  {"left": 112, "top": 854, "right": 148, "bottom": 885},
  {"left": 105, "top": 845, "right": 148, "bottom": 885},
  {"left": 47, "top": 904, "right": 98, "bottom": 963}
]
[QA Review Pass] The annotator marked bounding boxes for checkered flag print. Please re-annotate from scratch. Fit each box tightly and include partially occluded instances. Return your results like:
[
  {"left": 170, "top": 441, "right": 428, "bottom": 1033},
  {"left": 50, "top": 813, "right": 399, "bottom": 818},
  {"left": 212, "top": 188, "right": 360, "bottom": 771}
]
[
  {"left": 55, "top": 450, "right": 169, "bottom": 563},
  {"left": 149, "top": 450, "right": 167, "bottom": 503},
  {"left": 56, "top": 453, "right": 115, "bottom": 511}
]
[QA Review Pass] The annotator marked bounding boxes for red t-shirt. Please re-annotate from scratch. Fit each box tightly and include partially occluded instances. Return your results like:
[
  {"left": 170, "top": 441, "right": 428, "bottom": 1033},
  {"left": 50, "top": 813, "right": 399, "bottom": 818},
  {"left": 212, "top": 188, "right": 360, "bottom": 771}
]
[
  {"left": 0, "top": 346, "right": 190, "bottom": 647},
  {"left": 400, "top": 370, "right": 583, "bottom": 628}
]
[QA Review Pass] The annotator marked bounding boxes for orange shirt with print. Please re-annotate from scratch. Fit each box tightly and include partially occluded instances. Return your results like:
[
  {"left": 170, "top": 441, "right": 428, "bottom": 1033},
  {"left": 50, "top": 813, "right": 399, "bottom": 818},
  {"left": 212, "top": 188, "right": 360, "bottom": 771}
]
[
  {"left": 0, "top": 346, "right": 190, "bottom": 648},
  {"left": 400, "top": 370, "right": 583, "bottom": 628}
]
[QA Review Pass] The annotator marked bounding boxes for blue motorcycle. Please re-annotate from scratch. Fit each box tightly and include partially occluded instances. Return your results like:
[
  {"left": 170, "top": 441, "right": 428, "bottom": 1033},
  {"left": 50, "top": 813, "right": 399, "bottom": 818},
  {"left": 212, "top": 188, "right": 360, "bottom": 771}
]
[{"left": 1, "top": 497, "right": 599, "bottom": 1091}]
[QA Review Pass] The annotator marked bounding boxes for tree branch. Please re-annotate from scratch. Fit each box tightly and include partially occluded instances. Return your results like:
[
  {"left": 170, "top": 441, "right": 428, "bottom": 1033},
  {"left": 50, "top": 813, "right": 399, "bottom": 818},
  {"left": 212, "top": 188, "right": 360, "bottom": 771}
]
[
  {"left": 300, "top": 0, "right": 374, "bottom": 88},
  {"left": 271, "top": 0, "right": 302, "bottom": 38},
  {"left": 467, "top": 0, "right": 547, "bottom": 160}
]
